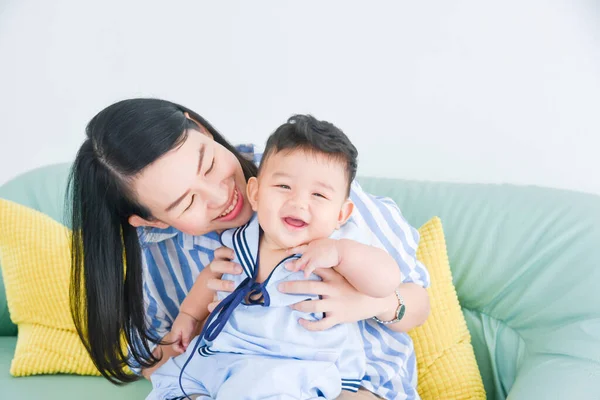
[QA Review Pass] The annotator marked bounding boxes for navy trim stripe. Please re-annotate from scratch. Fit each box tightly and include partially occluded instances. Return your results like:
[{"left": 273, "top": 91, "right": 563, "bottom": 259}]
[{"left": 234, "top": 224, "right": 253, "bottom": 277}]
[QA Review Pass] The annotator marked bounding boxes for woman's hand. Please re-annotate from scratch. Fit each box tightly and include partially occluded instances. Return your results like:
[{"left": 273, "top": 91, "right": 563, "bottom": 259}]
[
  {"left": 278, "top": 268, "right": 387, "bottom": 331},
  {"left": 206, "top": 246, "right": 242, "bottom": 311}
]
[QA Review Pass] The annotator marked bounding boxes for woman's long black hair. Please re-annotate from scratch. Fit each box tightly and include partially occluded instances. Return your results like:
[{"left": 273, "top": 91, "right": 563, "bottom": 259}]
[{"left": 67, "top": 99, "right": 257, "bottom": 384}]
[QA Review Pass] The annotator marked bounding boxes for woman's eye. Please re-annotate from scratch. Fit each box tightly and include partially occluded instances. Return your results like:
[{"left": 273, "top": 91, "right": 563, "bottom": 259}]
[
  {"left": 184, "top": 195, "right": 195, "bottom": 211},
  {"left": 205, "top": 158, "right": 215, "bottom": 175}
]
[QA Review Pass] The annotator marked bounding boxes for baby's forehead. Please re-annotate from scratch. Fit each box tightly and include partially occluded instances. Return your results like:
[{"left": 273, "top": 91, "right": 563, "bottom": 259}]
[
  {"left": 261, "top": 147, "right": 343, "bottom": 169},
  {"left": 259, "top": 148, "right": 351, "bottom": 192}
]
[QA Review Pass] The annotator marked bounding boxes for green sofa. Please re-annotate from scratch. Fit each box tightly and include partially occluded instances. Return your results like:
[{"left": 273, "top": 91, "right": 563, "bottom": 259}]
[{"left": 1, "top": 163, "right": 599, "bottom": 399}]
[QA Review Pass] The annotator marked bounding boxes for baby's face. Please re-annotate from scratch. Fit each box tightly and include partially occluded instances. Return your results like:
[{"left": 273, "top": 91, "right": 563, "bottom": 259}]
[{"left": 247, "top": 149, "right": 353, "bottom": 250}]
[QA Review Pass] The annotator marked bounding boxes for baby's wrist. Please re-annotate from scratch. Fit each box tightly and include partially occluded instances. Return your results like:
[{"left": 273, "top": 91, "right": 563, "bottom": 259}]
[
  {"left": 178, "top": 310, "right": 200, "bottom": 322},
  {"left": 335, "top": 239, "right": 351, "bottom": 263}
]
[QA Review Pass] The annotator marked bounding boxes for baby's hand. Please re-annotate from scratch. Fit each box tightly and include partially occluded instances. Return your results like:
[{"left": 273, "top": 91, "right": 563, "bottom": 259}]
[
  {"left": 287, "top": 239, "right": 342, "bottom": 278},
  {"left": 170, "top": 312, "right": 200, "bottom": 354}
]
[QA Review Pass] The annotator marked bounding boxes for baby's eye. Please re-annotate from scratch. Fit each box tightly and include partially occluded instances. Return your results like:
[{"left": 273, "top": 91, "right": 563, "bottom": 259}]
[
  {"left": 276, "top": 184, "right": 291, "bottom": 190},
  {"left": 312, "top": 193, "right": 327, "bottom": 199}
]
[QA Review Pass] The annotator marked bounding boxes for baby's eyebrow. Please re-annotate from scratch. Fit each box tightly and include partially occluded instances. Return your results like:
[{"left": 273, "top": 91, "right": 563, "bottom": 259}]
[
  {"left": 314, "top": 181, "right": 335, "bottom": 192},
  {"left": 271, "top": 172, "right": 292, "bottom": 179}
]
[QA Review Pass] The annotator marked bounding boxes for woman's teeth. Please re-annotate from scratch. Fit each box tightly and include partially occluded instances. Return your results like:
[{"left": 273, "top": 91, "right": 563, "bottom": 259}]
[{"left": 220, "top": 189, "right": 239, "bottom": 217}]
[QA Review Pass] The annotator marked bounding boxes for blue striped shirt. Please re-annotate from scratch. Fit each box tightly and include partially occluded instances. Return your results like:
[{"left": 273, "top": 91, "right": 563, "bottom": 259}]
[{"left": 138, "top": 144, "right": 430, "bottom": 400}]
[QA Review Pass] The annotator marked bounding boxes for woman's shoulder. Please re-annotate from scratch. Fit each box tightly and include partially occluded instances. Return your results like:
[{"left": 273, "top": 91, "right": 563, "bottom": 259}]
[
  {"left": 235, "top": 143, "right": 264, "bottom": 166},
  {"left": 137, "top": 226, "right": 220, "bottom": 251},
  {"left": 348, "top": 180, "right": 419, "bottom": 244}
]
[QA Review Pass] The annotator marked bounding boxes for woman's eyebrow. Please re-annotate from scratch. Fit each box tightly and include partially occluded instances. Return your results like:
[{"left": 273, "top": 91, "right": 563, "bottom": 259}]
[{"left": 164, "top": 145, "right": 205, "bottom": 212}]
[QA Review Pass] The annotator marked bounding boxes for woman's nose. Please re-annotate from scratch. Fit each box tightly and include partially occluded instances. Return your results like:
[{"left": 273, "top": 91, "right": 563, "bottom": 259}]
[{"left": 196, "top": 181, "right": 230, "bottom": 209}]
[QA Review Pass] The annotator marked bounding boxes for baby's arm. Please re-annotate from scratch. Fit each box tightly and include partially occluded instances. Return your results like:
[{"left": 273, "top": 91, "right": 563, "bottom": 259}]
[
  {"left": 290, "top": 238, "right": 401, "bottom": 298},
  {"left": 170, "top": 267, "right": 218, "bottom": 353},
  {"left": 335, "top": 239, "right": 401, "bottom": 297}
]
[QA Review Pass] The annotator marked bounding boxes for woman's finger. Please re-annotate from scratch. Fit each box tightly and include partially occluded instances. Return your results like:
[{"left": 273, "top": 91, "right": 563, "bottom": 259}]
[
  {"left": 207, "top": 278, "right": 235, "bottom": 292},
  {"left": 311, "top": 267, "right": 342, "bottom": 281},
  {"left": 298, "top": 316, "right": 337, "bottom": 331},
  {"left": 278, "top": 280, "right": 330, "bottom": 296},
  {"left": 213, "top": 246, "right": 235, "bottom": 260},
  {"left": 291, "top": 299, "right": 331, "bottom": 314},
  {"left": 210, "top": 260, "right": 242, "bottom": 275}
]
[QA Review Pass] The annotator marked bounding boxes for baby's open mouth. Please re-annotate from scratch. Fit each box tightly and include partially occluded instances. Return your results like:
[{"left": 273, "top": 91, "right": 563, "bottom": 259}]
[{"left": 283, "top": 217, "right": 308, "bottom": 228}]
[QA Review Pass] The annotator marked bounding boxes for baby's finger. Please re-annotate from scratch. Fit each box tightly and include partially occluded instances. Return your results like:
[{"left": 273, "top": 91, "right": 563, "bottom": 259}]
[
  {"left": 304, "top": 264, "right": 316, "bottom": 278},
  {"left": 294, "top": 257, "right": 310, "bottom": 272},
  {"left": 285, "top": 259, "right": 298, "bottom": 271},
  {"left": 172, "top": 338, "right": 184, "bottom": 354},
  {"left": 182, "top": 334, "right": 191, "bottom": 349}
]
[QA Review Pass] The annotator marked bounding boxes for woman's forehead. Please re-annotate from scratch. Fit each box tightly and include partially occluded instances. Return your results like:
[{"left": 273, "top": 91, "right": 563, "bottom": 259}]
[{"left": 133, "top": 130, "right": 210, "bottom": 208}]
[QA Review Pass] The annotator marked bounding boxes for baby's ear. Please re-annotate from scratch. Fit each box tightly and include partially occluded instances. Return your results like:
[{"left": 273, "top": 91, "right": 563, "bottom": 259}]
[
  {"left": 246, "top": 177, "right": 260, "bottom": 211},
  {"left": 337, "top": 199, "right": 354, "bottom": 228}
]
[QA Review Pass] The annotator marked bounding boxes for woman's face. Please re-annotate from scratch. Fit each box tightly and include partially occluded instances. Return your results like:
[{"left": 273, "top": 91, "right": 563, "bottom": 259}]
[{"left": 130, "top": 128, "right": 254, "bottom": 235}]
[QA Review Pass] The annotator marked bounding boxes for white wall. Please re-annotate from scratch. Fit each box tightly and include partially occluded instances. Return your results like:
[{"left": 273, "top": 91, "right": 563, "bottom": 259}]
[{"left": 1, "top": 0, "right": 599, "bottom": 193}]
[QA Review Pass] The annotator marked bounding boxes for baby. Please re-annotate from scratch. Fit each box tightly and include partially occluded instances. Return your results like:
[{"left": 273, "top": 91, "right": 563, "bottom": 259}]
[{"left": 148, "top": 115, "right": 402, "bottom": 400}]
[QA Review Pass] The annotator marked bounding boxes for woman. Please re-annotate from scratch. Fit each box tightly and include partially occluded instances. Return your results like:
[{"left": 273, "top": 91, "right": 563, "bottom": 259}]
[{"left": 69, "top": 98, "right": 430, "bottom": 399}]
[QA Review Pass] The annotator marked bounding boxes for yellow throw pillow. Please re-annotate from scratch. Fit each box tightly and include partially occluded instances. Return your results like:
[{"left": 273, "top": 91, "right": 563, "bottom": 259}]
[
  {"left": 0, "top": 199, "right": 99, "bottom": 376},
  {"left": 411, "top": 217, "right": 486, "bottom": 399}
]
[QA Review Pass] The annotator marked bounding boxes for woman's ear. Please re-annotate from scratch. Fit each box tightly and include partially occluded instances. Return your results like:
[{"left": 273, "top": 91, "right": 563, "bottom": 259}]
[
  {"left": 336, "top": 199, "right": 354, "bottom": 229},
  {"left": 246, "top": 177, "right": 260, "bottom": 212},
  {"left": 128, "top": 215, "right": 169, "bottom": 229},
  {"left": 184, "top": 112, "right": 213, "bottom": 139}
]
